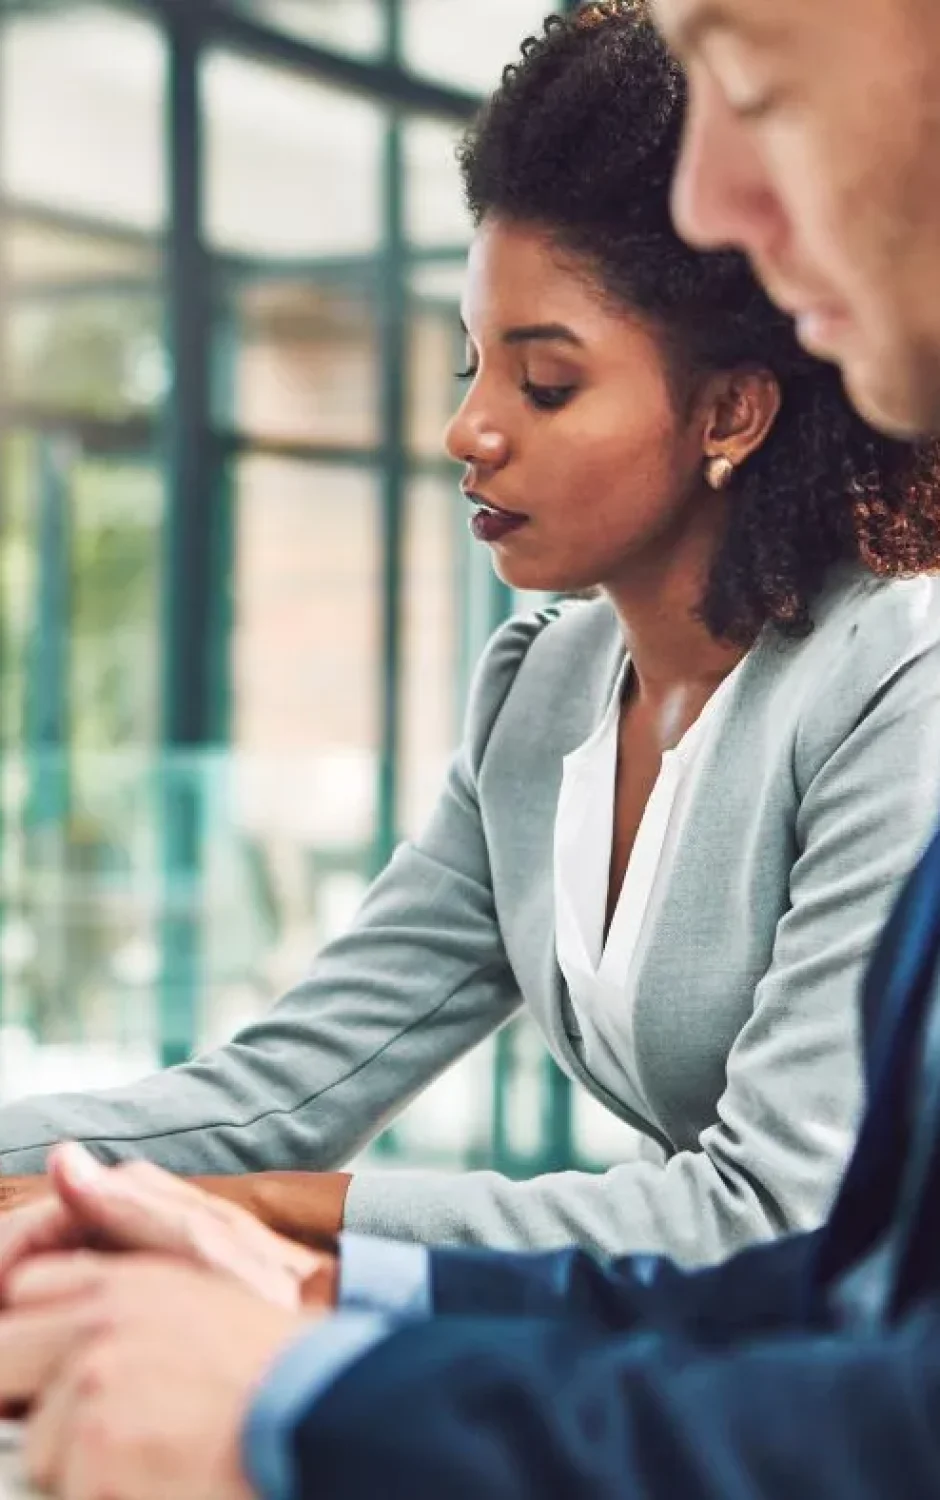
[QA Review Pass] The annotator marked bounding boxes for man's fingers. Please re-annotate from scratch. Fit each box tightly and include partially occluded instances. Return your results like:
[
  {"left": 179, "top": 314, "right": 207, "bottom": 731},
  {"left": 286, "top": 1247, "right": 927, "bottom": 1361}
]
[
  {"left": 0, "top": 1150, "right": 196, "bottom": 1289},
  {"left": 0, "top": 1200, "right": 87, "bottom": 1288},
  {"left": 45, "top": 1150, "right": 198, "bottom": 1261},
  {"left": 53, "top": 1146, "right": 276, "bottom": 1248},
  {"left": 0, "top": 1302, "right": 98, "bottom": 1404},
  {"left": 26, "top": 1150, "right": 313, "bottom": 1311},
  {"left": 47, "top": 1148, "right": 303, "bottom": 1300},
  {"left": 23, "top": 1359, "right": 71, "bottom": 1495},
  {"left": 49, "top": 1146, "right": 186, "bottom": 1218},
  {"left": 50, "top": 1146, "right": 242, "bottom": 1258},
  {"left": 5, "top": 1252, "right": 115, "bottom": 1310},
  {"left": 23, "top": 1337, "right": 101, "bottom": 1497}
]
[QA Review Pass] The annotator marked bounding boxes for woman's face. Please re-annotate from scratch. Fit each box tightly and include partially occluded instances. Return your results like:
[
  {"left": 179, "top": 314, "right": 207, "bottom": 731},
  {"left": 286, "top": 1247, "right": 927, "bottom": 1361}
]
[{"left": 445, "top": 217, "right": 720, "bottom": 595}]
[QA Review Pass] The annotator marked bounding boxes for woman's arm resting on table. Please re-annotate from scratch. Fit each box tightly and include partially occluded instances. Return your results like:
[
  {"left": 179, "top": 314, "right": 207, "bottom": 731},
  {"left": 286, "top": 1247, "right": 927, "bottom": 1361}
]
[{"left": 192, "top": 1173, "right": 352, "bottom": 1246}]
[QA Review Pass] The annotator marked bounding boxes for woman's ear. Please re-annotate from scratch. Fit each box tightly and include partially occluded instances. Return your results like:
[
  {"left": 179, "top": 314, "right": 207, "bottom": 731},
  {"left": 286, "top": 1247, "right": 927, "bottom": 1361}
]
[{"left": 702, "top": 367, "right": 783, "bottom": 469}]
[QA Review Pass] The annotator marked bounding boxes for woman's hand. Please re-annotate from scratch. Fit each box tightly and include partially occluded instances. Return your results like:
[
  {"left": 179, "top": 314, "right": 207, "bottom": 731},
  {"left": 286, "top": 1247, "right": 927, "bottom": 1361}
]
[{"left": 0, "top": 1145, "right": 339, "bottom": 1312}]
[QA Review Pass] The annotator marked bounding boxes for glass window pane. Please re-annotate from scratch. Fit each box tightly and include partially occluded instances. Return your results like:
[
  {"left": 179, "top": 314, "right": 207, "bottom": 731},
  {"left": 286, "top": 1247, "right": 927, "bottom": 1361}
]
[
  {"left": 68, "top": 453, "right": 163, "bottom": 1044},
  {"left": 403, "top": 0, "right": 551, "bottom": 94},
  {"left": 231, "top": 0, "right": 385, "bottom": 56},
  {"left": 0, "top": 435, "right": 164, "bottom": 1053},
  {"left": 0, "top": 432, "right": 36, "bottom": 754},
  {"left": 232, "top": 458, "right": 381, "bottom": 851},
  {"left": 409, "top": 265, "right": 464, "bottom": 459},
  {"left": 404, "top": 118, "right": 471, "bottom": 249},
  {"left": 71, "top": 455, "right": 164, "bottom": 753},
  {"left": 204, "top": 53, "right": 386, "bottom": 257},
  {"left": 574, "top": 1088, "right": 649, "bottom": 1169},
  {"left": 364, "top": 1035, "right": 498, "bottom": 1168},
  {"left": 4, "top": 216, "right": 166, "bottom": 420},
  {"left": 0, "top": 4, "right": 167, "bottom": 230},
  {"left": 214, "top": 276, "right": 380, "bottom": 447},
  {"left": 8, "top": 290, "right": 165, "bottom": 419},
  {"left": 399, "top": 476, "right": 461, "bottom": 839},
  {"left": 410, "top": 260, "right": 467, "bottom": 303},
  {"left": 205, "top": 459, "right": 382, "bottom": 1040},
  {"left": 0, "top": 434, "right": 34, "bottom": 1044},
  {"left": 6, "top": 217, "right": 160, "bottom": 285}
]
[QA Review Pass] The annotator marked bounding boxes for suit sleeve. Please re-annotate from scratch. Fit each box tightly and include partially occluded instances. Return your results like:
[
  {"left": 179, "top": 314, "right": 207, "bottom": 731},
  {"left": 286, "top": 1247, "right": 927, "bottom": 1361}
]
[
  {"left": 0, "top": 616, "right": 551, "bottom": 1175},
  {"left": 429, "top": 1231, "right": 823, "bottom": 1345},
  {"left": 296, "top": 1302, "right": 940, "bottom": 1500}
]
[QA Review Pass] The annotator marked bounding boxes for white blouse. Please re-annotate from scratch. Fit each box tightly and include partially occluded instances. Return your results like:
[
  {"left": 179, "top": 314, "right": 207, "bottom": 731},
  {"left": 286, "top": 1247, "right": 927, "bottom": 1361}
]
[{"left": 554, "top": 657, "right": 746, "bottom": 1128}]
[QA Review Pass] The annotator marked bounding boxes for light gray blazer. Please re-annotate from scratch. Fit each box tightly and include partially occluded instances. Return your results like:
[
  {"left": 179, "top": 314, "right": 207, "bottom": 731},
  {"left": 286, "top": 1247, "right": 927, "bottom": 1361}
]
[{"left": 4, "top": 567, "right": 940, "bottom": 1267}]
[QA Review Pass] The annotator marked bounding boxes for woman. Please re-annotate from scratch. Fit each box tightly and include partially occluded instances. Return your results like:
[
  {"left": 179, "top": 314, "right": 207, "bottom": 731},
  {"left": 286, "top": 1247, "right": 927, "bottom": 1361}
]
[{"left": 2, "top": 1, "right": 940, "bottom": 1268}]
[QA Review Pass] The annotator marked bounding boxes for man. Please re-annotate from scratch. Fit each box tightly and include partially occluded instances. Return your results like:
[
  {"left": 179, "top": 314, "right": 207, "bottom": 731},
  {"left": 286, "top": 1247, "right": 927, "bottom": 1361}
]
[
  {"left": 654, "top": 0, "right": 940, "bottom": 439},
  {"left": 7, "top": 1, "right": 940, "bottom": 1496}
]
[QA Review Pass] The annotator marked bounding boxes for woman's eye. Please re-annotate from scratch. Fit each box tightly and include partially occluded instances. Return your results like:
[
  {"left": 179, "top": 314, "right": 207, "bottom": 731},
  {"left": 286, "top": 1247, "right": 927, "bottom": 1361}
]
[
  {"left": 454, "top": 366, "right": 478, "bottom": 382},
  {"left": 523, "top": 380, "right": 577, "bottom": 412}
]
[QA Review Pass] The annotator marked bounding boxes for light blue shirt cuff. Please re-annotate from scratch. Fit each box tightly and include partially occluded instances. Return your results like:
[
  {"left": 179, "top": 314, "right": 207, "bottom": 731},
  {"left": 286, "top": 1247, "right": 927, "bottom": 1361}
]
[
  {"left": 338, "top": 1233, "right": 432, "bottom": 1318},
  {"left": 243, "top": 1312, "right": 391, "bottom": 1500}
]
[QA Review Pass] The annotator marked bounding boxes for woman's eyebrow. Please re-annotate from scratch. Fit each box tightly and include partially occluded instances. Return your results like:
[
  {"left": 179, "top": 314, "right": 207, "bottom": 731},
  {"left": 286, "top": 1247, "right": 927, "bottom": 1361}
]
[
  {"left": 502, "top": 323, "right": 584, "bottom": 348},
  {"left": 457, "top": 320, "right": 585, "bottom": 348}
]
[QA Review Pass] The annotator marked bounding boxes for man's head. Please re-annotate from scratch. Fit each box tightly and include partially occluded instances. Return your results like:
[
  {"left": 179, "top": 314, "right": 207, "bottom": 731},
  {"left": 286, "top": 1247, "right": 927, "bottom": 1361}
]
[{"left": 652, "top": 0, "right": 940, "bottom": 437}]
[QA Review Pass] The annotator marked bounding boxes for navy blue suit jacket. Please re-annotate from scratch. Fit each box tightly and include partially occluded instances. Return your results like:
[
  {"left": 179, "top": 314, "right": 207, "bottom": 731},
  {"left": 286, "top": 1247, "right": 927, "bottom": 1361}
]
[{"left": 294, "top": 827, "right": 940, "bottom": 1499}]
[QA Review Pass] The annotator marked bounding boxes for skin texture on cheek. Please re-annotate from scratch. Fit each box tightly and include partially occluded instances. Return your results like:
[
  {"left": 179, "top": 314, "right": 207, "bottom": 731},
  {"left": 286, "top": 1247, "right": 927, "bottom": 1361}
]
[
  {"left": 491, "top": 391, "right": 702, "bottom": 597},
  {"left": 824, "top": 90, "right": 940, "bottom": 433}
]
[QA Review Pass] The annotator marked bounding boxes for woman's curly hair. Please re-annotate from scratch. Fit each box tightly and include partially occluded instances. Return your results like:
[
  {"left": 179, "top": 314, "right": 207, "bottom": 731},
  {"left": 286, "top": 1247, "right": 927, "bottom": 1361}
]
[{"left": 457, "top": 0, "right": 940, "bottom": 642}]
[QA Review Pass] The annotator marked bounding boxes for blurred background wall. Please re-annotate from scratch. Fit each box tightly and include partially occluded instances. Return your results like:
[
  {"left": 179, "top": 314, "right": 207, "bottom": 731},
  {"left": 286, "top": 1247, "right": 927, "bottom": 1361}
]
[{"left": 0, "top": 0, "right": 639, "bottom": 1180}]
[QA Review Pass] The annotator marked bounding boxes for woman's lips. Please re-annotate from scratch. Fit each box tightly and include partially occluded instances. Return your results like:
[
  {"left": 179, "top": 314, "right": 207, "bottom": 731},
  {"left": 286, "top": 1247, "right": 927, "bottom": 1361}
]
[
  {"left": 465, "top": 493, "right": 529, "bottom": 544},
  {"left": 470, "top": 507, "right": 529, "bottom": 543}
]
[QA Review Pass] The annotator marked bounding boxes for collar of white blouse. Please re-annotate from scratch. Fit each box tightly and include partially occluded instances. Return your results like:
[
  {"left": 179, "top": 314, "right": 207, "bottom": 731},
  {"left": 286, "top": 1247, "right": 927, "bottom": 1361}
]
[{"left": 554, "top": 655, "right": 748, "bottom": 994}]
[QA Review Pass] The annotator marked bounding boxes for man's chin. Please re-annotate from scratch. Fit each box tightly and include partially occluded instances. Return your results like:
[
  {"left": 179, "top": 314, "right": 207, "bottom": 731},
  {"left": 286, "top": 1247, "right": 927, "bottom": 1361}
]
[{"left": 842, "top": 355, "right": 940, "bottom": 441}]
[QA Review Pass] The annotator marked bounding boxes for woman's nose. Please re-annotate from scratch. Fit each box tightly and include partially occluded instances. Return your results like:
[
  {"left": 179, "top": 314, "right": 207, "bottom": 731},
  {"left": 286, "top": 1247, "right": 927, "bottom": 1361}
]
[{"left": 444, "top": 397, "right": 510, "bottom": 469}]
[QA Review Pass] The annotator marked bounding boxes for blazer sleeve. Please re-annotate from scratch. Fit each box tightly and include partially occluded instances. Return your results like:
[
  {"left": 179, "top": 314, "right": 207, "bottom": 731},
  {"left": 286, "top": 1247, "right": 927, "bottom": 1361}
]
[
  {"left": 342, "top": 602, "right": 940, "bottom": 1260},
  {"left": 298, "top": 1304, "right": 940, "bottom": 1500},
  {"left": 0, "top": 614, "right": 552, "bottom": 1175},
  {"left": 427, "top": 1231, "right": 822, "bottom": 1345}
]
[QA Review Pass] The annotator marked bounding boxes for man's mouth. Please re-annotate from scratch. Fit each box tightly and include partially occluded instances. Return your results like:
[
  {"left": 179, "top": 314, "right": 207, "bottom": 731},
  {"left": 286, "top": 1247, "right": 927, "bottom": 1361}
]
[
  {"left": 793, "top": 305, "right": 852, "bottom": 358},
  {"left": 760, "top": 270, "right": 852, "bottom": 355}
]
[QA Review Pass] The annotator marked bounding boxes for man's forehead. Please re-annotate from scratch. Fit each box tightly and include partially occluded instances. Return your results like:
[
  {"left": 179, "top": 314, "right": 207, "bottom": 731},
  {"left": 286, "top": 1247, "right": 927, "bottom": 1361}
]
[{"left": 651, "top": 0, "right": 791, "bottom": 54}]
